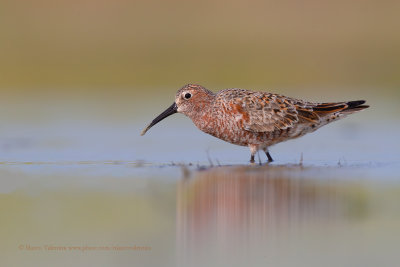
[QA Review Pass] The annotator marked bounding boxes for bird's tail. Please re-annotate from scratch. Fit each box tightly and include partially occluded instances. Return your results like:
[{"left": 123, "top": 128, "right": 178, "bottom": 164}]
[
  {"left": 341, "top": 100, "right": 370, "bottom": 113},
  {"left": 311, "top": 100, "right": 369, "bottom": 125},
  {"left": 313, "top": 100, "right": 369, "bottom": 114}
]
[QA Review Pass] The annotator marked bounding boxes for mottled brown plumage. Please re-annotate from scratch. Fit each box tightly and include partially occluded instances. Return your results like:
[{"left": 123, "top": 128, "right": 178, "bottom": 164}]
[{"left": 141, "top": 84, "right": 369, "bottom": 163}]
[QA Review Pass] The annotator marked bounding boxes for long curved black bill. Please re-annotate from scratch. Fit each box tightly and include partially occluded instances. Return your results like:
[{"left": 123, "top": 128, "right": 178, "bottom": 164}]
[{"left": 141, "top": 102, "right": 178, "bottom": 136}]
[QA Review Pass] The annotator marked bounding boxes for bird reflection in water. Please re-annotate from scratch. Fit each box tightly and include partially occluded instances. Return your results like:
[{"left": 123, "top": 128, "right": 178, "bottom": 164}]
[{"left": 176, "top": 166, "right": 367, "bottom": 267}]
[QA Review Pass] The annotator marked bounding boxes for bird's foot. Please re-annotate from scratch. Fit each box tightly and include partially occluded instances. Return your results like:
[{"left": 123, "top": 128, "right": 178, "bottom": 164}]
[{"left": 250, "top": 155, "right": 256, "bottom": 165}]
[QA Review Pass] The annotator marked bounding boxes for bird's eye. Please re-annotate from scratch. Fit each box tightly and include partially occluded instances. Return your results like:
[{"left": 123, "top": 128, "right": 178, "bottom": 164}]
[{"left": 184, "top": 93, "right": 192, "bottom": 99}]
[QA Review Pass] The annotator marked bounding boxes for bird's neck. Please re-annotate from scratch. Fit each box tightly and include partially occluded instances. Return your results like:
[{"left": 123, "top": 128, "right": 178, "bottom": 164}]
[{"left": 190, "top": 98, "right": 216, "bottom": 134}]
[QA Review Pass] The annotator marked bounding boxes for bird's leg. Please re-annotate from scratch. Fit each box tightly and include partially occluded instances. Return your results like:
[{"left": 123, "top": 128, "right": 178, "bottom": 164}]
[
  {"left": 249, "top": 145, "right": 257, "bottom": 164},
  {"left": 263, "top": 148, "right": 274, "bottom": 162},
  {"left": 266, "top": 152, "right": 273, "bottom": 162},
  {"left": 250, "top": 154, "right": 255, "bottom": 163}
]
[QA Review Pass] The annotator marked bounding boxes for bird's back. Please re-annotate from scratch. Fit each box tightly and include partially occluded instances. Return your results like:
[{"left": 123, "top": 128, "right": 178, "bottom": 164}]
[{"left": 206, "top": 88, "right": 368, "bottom": 146}]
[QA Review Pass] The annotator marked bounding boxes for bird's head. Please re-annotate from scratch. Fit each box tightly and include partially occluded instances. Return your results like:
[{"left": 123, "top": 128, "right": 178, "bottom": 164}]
[{"left": 141, "top": 84, "right": 214, "bottom": 136}]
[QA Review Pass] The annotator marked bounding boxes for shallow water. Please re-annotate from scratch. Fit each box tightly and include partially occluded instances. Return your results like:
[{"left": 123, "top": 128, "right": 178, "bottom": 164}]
[
  {"left": 1, "top": 93, "right": 400, "bottom": 266},
  {"left": 1, "top": 161, "right": 400, "bottom": 266}
]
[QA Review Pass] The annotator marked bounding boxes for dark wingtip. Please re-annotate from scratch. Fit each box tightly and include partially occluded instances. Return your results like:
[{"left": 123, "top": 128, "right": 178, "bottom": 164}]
[
  {"left": 346, "top": 100, "right": 366, "bottom": 108},
  {"left": 313, "top": 100, "right": 369, "bottom": 114},
  {"left": 344, "top": 100, "right": 369, "bottom": 112},
  {"left": 342, "top": 100, "right": 369, "bottom": 113}
]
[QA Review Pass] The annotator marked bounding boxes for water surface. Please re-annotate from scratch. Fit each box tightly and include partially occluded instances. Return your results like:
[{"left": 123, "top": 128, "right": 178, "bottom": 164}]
[{"left": 0, "top": 93, "right": 399, "bottom": 266}]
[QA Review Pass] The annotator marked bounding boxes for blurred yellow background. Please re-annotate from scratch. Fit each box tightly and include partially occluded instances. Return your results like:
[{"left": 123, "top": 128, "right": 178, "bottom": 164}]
[
  {"left": 1, "top": 2, "right": 400, "bottom": 267},
  {"left": 1, "top": 0, "right": 399, "bottom": 94}
]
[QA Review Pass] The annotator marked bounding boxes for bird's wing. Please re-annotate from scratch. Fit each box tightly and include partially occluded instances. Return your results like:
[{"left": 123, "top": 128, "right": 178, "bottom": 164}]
[{"left": 220, "top": 91, "right": 320, "bottom": 133}]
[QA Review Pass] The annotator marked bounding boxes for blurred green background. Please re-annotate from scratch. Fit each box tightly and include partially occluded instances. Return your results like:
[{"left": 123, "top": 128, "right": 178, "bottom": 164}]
[{"left": 1, "top": 0, "right": 399, "bottom": 93}]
